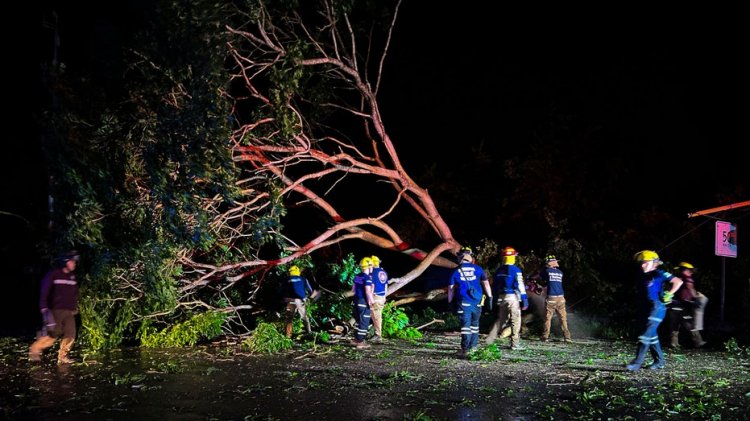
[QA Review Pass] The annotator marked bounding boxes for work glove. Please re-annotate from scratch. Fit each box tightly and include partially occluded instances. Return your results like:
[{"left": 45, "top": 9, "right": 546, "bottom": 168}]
[
  {"left": 662, "top": 291, "right": 674, "bottom": 304},
  {"left": 485, "top": 297, "right": 493, "bottom": 312},
  {"left": 521, "top": 296, "right": 529, "bottom": 311}
]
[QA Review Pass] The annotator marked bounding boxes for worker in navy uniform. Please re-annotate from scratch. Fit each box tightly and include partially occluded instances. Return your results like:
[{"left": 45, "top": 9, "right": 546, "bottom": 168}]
[
  {"left": 486, "top": 246, "right": 528, "bottom": 350},
  {"left": 369, "top": 255, "right": 389, "bottom": 342},
  {"left": 448, "top": 246, "right": 492, "bottom": 357},
  {"left": 351, "top": 257, "right": 375, "bottom": 349},
  {"left": 540, "top": 255, "right": 572, "bottom": 343},
  {"left": 283, "top": 265, "right": 315, "bottom": 338},
  {"left": 627, "top": 250, "right": 683, "bottom": 371}
]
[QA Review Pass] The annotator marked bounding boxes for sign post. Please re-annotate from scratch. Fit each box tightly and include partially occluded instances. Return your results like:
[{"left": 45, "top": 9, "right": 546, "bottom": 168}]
[{"left": 715, "top": 221, "right": 738, "bottom": 322}]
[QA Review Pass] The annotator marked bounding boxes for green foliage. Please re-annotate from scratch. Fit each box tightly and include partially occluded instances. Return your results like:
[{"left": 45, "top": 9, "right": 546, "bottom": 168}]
[
  {"left": 78, "top": 298, "right": 135, "bottom": 351},
  {"left": 304, "top": 253, "right": 363, "bottom": 328},
  {"left": 383, "top": 302, "right": 422, "bottom": 339},
  {"left": 137, "top": 312, "right": 227, "bottom": 348},
  {"left": 468, "top": 343, "right": 503, "bottom": 361},
  {"left": 329, "top": 253, "right": 360, "bottom": 287},
  {"left": 241, "top": 322, "right": 294, "bottom": 354},
  {"left": 724, "top": 337, "right": 750, "bottom": 360}
]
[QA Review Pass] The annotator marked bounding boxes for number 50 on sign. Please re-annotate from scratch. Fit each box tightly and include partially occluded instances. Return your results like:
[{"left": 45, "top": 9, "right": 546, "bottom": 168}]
[{"left": 715, "top": 221, "right": 737, "bottom": 258}]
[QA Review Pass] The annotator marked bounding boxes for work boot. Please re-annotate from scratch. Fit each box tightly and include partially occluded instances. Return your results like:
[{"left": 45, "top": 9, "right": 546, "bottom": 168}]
[
  {"left": 57, "top": 337, "right": 75, "bottom": 365},
  {"left": 669, "top": 331, "right": 680, "bottom": 348},
  {"left": 691, "top": 331, "right": 707, "bottom": 348},
  {"left": 626, "top": 342, "right": 649, "bottom": 371},
  {"left": 644, "top": 342, "right": 665, "bottom": 370},
  {"left": 57, "top": 356, "right": 75, "bottom": 365}
]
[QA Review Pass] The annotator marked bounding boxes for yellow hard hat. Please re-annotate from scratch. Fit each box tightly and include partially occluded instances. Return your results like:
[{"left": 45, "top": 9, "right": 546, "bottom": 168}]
[
  {"left": 289, "top": 265, "right": 301, "bottom": 276},
  {"left": 360, "top": 257, "right": 373, "bottom": 269},
  {"left": 371, "top": 255, "right": 381, "bottom": 267},
  {"left": 634, "top": 250, "right": 660, "bottom": 262},
  {"left": 674, "top": 261, "right": 695, "bottom": 271}
]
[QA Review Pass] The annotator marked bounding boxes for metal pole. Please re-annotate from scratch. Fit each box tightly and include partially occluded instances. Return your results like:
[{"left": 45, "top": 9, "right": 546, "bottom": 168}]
[{"left": 720, "top": 256, "right": 726, "bottom": 322}]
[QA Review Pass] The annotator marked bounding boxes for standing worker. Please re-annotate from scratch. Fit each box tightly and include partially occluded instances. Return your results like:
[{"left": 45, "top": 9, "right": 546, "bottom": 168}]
[
  {"left": 486, "top": 246, "right": 528, "bottom": 350},
  {"left": 540, "top": 255, "right": 572, "bottom": 343},
  {"left": 351, "top": 257, "right": 375, "bottom": 349},
  {"left": 369, "top": 255, "right": 389, "bottom": 343},
  {"left": 448, "top": 246, "right": 492, "bottom": 357},
  {"left": 627, "top": 250, "right": 683, "bottom": 371},
  {"left": 283, "top": 265, "right": 315, "bottom": 338},
  {"left": 29, "top": 250, "right": 81, "bottom": 364},
  {"left": 668, "top": 262, "right": 707, "bottom": 348}
]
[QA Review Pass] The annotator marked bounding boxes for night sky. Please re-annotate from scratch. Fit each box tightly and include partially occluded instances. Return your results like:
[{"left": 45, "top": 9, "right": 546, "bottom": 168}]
[
  {"left": 3, "top": 3, "right": 749, "bottom": 334},
  {"left": 381, "top": 5, "right": 747, "bottom": 213}
]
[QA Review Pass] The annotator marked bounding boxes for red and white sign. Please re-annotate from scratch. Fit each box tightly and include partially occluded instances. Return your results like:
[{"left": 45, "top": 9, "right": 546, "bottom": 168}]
[{"left": 715, "top": 221, "right": 737, "bottom": 258}]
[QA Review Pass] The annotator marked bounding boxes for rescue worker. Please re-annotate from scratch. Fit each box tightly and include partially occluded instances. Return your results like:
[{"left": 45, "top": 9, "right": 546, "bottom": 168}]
[
  {"left": 447, "top": 246, "right": 492, "bottom": 357},
  {"left": 668, "top": 262, "right": 707, "bottom": 348},
  {"left": 486, "top": 246, "right": 528, "bottom": 350},
  {"left": 627, "top": 250, "right": 683, "bottom": 371},
  {"left": 351, "top": 257, "right": 375, "bottom": 349},
  {"left": 540, "top": 255, "right": 572, "bottom": 343},
  {"left": 283, "top": 265, "right": 315, "bottom": 338},
  {"left": 369, "top": 255, "right": 389, "bottom": 343},
  {"left": 29, "top": 250, "right": 80, "bottom": 364}
]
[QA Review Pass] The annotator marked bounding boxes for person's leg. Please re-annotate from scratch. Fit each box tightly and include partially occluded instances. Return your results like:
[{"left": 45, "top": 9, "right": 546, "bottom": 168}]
[
  {"left": 298, "top": 300, "right": 312, "bottom": 334},
  {"left": 646, "top": 341, "right": 665, "bottom": 369},
  {"left": 628, "top": 303, "right": 665, "bottom": 371},
  {"left": 29, "top": 335, "right": 56, "bottom": 362},
  {"left": 284, "top": 301, "right": 296, "bottom": 338},
  {"left": 668, "top": 307, "right": 682, "bottom": 347},
  {"left": 469, "top": 306, "right": 481, "bottom": 351},
  {"left": 556, "top": 298, "right": 572, "bottom": 341},
  {"left": 353, "top": 299, "right": 369, "bottom": 342},
  {"left": 542, "top": 301, "right": 553, "bottom": 341},
  {"left": 459, "top": 303, "right": 473, "bottom": 353},
  {"left": 486, "top": 297, "right": 508, "bottom": 344},
  {"left": 371, "top": 295, "right": 386, "bottom": 339},
  {"left": 509, "top": 298, "right": 522, "bottom": 349},
  {"left": 57, "top": 310, "right": 77, "bottom": 364},
  {"left": 693, "top": 293, "right": 708, "bottom": 331}
]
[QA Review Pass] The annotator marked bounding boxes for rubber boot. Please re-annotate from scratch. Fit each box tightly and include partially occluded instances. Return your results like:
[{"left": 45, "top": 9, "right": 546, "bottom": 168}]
[
  {"left": 29, "top": 336, "right": 56, "bottom": 362},
  {"left": 691, "top": 330, "right": 707, "bottom": 348},
  {"left": 57, "top": 337, "right": 75, "bottom": 364},
  {"left": 645, "top": 342, "right": 665, "bottom": 370},
  {"left": 669, "top": 331, "right": 680, "bottom": 348},
  {"left": 626, "top": 342, "right": 649, "bottom": 371}
]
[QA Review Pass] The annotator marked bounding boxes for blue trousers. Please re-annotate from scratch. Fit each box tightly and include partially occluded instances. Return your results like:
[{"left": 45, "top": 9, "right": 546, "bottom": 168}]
[
  {"left": 353, "top": 299, "right": 371, "bottom": 341},
  {"left": 630, "top": 302, "right": 666, "bottom": 368},
  {"left": 459, "top": 302, "right": 481, "bottom": 351}
]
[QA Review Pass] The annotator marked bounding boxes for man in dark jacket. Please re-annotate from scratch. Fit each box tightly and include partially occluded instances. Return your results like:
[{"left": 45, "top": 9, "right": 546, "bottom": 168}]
[{"left": 29, "top": 251, "right": 80, "bottom": 364}]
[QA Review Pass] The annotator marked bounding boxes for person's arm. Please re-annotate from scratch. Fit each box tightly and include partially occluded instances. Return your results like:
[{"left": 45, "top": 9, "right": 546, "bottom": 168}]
[
  {"left": 517, "top": 271, "right": 529, "bottom": 310},
  {"left": 667, "top": 276, "right": 684, "bottom": 295},
  {"left": 482, "top": 280, "right": 492, "bottom": 298},
  {"left": 662, "top": 275, "right": 684, "bottom": 303},
  {"left": 366, "top": 284, "right": 375, "bottom": 308}
]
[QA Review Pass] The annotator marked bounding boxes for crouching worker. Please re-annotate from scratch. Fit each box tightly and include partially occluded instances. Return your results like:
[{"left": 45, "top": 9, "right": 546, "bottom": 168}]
[
  {"left": 627, "top": 250, "right": 683, "bottom": 371},
  {"left": 284, "top": 265, "right": 316, "bottom": 338}
]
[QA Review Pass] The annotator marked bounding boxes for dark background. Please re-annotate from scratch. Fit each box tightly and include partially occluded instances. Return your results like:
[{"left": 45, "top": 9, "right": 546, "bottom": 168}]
[{"left": 3, "top": 2, "right": 748, "bottom": 336}]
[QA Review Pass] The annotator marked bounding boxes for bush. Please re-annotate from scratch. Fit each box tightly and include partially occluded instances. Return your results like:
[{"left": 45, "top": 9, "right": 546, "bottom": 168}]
[{"left": 241, "top": 322, "right": 294, "bottom": 353}]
